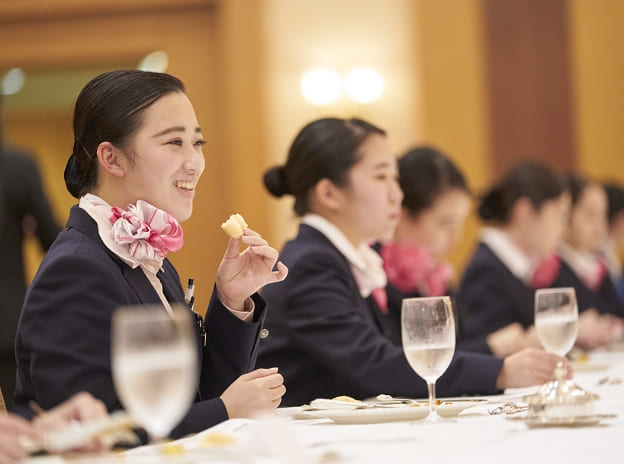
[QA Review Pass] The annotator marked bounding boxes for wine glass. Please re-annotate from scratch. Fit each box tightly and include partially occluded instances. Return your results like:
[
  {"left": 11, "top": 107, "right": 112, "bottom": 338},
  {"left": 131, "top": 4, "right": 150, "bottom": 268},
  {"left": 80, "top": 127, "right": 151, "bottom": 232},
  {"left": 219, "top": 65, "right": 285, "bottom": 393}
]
[
  {"left": 534, "top": 287, "right": 578, "bottom": 358},
  {"left": 112, "top": 304, "right": 198, "bottom": 441},
  {"left": 401, "top": 296, "right": 456, "bottom": 422}
]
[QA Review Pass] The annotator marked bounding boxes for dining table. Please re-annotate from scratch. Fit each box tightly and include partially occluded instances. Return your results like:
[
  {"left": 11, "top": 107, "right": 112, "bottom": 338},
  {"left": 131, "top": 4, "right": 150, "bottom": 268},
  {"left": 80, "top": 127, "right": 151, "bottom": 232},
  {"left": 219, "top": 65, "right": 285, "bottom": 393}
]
[{"left": 27, "top": 348, "right": 623, "bottom": 464}]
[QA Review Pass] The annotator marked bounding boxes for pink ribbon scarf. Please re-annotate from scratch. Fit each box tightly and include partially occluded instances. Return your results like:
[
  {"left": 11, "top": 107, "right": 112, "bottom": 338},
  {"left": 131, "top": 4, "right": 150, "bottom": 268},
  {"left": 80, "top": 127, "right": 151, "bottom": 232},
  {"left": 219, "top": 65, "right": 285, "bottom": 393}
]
[
  {"left": 80, "top": 194, "right": 183, "bottom": 272},
  {"left": 380, "top": 241, "right": 453, "bottom": 297},
  {"left": 110, "top": 203, "right": 184, "bottom": 261}
]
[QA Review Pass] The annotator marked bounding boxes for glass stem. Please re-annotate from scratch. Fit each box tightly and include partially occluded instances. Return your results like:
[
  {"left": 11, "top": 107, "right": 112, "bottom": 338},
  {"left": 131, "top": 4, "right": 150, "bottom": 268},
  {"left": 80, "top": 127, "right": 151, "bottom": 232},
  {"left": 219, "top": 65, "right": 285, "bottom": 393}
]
[{"left": 427, "top": 382, "right": 436, "bottom": 416}]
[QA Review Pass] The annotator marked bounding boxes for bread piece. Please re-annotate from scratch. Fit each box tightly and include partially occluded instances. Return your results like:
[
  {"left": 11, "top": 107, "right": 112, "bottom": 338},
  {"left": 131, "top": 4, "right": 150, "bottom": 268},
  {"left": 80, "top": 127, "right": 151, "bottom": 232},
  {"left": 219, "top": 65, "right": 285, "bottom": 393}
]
[
  {"left": 331, "top": 395, "right": 361, "bottom": 403},
  {"left": 220, "top": 213, "right": 248, "bottom": 238}
]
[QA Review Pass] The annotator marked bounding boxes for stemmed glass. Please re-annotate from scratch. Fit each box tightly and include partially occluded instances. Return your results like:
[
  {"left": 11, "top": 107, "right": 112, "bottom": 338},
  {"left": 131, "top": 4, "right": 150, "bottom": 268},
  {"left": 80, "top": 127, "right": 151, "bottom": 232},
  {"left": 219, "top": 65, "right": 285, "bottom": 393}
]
[
  {"left": 112, "top": 304, "right": 198, "bottom": 441},
  {"left": 401, "top": 296, "right": 456, "bottom": 422},
  {"left": 534, "top": 287, "right": 578, "bottom": 387},
  {"left": 534, "top": 287, "right": 578, "bottom": 360}
]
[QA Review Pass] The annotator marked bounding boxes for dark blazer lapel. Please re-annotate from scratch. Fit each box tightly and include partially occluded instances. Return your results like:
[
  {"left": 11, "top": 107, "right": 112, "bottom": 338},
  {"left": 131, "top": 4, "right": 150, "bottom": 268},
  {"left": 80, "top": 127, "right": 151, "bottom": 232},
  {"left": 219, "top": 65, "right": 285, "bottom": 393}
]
[{"left": 66, "top": 205, "right": 161, "bottom": 305}]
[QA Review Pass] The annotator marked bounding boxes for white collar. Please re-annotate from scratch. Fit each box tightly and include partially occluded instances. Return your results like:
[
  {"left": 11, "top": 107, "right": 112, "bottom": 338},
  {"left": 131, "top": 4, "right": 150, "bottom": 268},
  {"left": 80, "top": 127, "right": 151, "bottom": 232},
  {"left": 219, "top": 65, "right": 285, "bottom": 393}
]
[
  {"left": 302, "top": 213, "right": 386, "bottom": 297},
  {"left": 481, "top": 227, "right": 533, "bottom": 282},
  {"left": 558, "top": 242, "right": 602, "bottom": 280}
]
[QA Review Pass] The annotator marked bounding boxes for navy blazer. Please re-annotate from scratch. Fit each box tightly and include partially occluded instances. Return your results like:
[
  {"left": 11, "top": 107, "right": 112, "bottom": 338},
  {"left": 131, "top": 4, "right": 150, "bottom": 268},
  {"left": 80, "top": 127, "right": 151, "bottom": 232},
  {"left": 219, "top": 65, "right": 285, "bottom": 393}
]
[
  {"left": 457, "top": 243, "right": 536, "bottom": 340},
  {"left": 14, "top": 206, "right": 266, "bottom": 438},
  {"left": 551, "top": 259, "right": 624, "bottom": 318},
  {"left": 256, "top": 225, "right": 503, "bottom": 407}
]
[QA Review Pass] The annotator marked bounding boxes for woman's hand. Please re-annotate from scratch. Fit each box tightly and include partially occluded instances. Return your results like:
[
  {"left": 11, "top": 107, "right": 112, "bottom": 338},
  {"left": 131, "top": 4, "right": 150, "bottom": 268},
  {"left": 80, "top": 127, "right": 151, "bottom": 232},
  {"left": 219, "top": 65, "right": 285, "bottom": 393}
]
[
  {"left": 576, "top": 309, "right": 621, "bottom": 350},
  {"left": 220, "top": 368, "right": 286, "bottom": 418},
  {"left": 486, "top": 322, "right": 529, "bottom": 357},
  {"left": 496, "top": 347, "right": 570, "bottom": 389},
  {"left": 32, "top": 391, "right": 108, "bottom": 431},
  {"left": 0, "top": 414, "right": 39, "bottom": 463},
  {"left": 216, "top": 228, "right": 288, "bottom": 311}
]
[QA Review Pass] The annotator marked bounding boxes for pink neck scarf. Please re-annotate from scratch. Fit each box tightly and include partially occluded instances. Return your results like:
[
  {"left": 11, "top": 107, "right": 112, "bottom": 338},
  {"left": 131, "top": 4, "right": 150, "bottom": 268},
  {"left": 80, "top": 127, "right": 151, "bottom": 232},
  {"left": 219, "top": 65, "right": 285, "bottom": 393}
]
[
  {"left": 380, "top": 241, "right": 453, "bottom": 297},
  {"left": 79, "top": 193, "right": 184, "bottom": 274}
]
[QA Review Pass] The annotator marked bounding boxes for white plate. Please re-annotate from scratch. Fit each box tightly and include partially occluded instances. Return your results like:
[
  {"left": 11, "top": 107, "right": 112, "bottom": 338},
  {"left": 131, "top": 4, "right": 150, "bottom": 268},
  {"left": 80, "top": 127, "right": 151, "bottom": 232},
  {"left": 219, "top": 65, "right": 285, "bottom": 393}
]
[
  {"left": 280, "top": 399, "right": 487, "bottom": 424},
  {"left": 571, "top": 361, "right": 610, "bottom": 372},
  {"left": 510, "top": 413, "right": 617, "bottom": 428}
]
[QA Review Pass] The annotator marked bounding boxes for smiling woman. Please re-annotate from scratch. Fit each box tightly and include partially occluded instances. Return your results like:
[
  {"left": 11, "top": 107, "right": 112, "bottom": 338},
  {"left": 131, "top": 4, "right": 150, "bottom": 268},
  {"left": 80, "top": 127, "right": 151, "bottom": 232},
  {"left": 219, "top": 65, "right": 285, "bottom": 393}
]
[{"left": 13, "top": 69, "right": 287, "bottom": 440}]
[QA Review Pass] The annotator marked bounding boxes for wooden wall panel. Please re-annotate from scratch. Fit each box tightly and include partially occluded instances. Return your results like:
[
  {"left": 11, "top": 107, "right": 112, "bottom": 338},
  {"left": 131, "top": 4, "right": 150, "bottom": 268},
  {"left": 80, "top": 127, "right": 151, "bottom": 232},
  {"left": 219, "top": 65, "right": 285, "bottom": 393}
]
[{"left": 482, "top": 0, "right": 576, "bottom": 176}]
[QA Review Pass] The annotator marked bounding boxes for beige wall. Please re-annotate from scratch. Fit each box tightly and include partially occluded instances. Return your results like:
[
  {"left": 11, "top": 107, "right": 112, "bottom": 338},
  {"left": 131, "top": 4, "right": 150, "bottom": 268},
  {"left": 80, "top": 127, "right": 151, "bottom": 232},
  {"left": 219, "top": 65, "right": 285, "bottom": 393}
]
[
  {"left": 261, "top": 0, "right": 423, "bottom": 247},
  {"left": 569, "top": 0, "right": 624, "bottom": 182}
]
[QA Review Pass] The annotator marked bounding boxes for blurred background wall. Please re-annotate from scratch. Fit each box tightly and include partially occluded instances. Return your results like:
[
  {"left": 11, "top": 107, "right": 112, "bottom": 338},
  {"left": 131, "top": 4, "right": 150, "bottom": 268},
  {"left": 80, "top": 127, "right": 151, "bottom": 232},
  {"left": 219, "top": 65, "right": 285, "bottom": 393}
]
[{"left": 1, "top": 0, "right": 623, "bottom": 311}]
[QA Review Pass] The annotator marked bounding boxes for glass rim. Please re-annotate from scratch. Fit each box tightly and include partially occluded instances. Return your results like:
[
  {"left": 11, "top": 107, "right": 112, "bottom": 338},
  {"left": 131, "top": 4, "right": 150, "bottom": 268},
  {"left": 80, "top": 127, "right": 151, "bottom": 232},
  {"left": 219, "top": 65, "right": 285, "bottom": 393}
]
[
  {"left": 534, "top": 287, "right": 576, "bottom": 295},
  {"left": 401, "top": 296, "right": 452, "bottom": 305}
]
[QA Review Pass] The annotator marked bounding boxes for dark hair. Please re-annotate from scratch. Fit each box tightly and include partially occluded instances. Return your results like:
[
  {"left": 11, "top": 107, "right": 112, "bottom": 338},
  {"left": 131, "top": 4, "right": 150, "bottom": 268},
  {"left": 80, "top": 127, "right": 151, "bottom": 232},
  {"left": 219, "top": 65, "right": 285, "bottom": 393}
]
[
  {"left": 478, "top": 162, "right": 566, "bottom": 223},
  {"left": 564, "top": 173, "right": 590, "bottom": 208},
  {"left": 263, "top": 117, "right": 386, "bottom": 216},
  {"left": 398, "top": 146, "right": 470, "bottom": 216},
  {"left": 64, "top": 69, "right": 185, "bottom": 198},
  {"left": 604, "top": 182, "right": 624, "bottom": 224}
]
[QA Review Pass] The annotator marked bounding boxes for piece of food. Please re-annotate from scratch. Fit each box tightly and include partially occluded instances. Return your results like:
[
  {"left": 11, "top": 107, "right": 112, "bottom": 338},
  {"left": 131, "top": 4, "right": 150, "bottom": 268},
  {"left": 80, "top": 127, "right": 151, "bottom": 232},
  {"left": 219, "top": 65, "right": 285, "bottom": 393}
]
[
  {"left": 220, "top": 213, "right": 248, "bottom": 238},
  {"left": 331, "top": 395, "right": 361, "bottom": 403},
  {"left": 201, "top": 432, "right": 237, "bottom": 447}
]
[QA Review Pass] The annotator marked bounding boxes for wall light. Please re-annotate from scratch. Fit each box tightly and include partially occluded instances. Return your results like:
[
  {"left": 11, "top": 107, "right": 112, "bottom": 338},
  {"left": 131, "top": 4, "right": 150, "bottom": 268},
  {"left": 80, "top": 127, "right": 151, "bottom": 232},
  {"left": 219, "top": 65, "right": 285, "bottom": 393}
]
[
  {"left": 344, "top": 67, "right": 385, "bottom": 104},
  {"left": 300, "top": 68, "right": 342, "bottom": 106},
  {"left": 1, "top": 67, "right": 25, "bottom": 96},
  {"left": 138, "top": 51, "right": 169, "bottom": 73}
]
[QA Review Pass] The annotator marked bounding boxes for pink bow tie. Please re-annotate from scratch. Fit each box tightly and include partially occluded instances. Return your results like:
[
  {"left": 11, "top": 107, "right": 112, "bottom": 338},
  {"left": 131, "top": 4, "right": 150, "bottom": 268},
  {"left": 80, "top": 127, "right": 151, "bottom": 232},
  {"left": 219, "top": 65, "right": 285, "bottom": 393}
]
[{"left": 110, "top": 201, "right": 184, "bottom": 262}]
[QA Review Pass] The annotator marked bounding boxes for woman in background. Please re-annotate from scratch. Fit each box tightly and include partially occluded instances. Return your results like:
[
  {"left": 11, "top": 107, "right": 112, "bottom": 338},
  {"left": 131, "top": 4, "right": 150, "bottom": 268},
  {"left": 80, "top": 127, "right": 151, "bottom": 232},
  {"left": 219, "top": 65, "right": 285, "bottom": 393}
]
[
  {"left": 380, "top": 147, "right": 528, "bottom": 357},
  {"left": 550, "top": 174, "right": 624, "bottom": 347},
  {"left": 257, "top": 118, "right": 565, "bottom": 407},
  {"left": 457, "top": 162, "right": 613, "bottom": 352},
  {"left": 14, "top": 70, "right": 286, "bottom": 438},
  {"left": 603, "top": 182, "right": 624, "bottom": 302}
]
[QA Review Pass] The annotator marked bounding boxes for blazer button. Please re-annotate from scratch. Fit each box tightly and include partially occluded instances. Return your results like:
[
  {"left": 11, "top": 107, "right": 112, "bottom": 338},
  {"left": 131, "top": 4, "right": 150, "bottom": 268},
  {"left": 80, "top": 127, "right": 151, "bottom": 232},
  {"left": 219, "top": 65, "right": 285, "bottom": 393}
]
[{"left": 259, "top": 328, "right": 269, "bottom": 339}]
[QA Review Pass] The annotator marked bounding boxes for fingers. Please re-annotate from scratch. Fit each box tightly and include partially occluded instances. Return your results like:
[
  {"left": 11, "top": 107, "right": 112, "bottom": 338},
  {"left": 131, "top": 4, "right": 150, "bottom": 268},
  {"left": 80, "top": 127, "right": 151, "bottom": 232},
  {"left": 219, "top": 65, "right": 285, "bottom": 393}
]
[
  {"left": 239, "top": 367, "right": 279, "bottom": 381},
  {"left": 274, "top": 261, "right": 289, "bottom": 282}
]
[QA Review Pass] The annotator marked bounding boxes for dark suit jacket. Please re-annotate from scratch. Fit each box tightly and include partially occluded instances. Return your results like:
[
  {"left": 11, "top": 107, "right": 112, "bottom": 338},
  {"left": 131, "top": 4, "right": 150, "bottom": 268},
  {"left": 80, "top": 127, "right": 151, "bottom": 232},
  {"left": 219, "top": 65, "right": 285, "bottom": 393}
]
[
  {"left": 457, "top": 243, "right": 536, "bottom": 340},
  {"left": 256, "top": 225, "right": 502, "bottom": 407},
  {"left": 0, "top": 148, "right": 61, "bottom": 353},
  {"left": 14, "top": 206, "right": 266, "bottom": 438},
  {"left": 551, "top": 259, "right": 624, "bottom": 318}
]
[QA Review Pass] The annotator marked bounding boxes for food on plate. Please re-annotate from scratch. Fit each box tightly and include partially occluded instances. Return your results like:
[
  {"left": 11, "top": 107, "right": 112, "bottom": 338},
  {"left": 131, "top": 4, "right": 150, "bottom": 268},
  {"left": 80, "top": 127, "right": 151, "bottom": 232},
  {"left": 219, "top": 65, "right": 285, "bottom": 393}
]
[
  {"left": 331, "top": 395, "right": 361, "bottom": 403},
  {"left": 161, "top": 443, "right": 186, "bottom": 456},
  {"left": 220, "top": 213, "right": 248, "bottom": 238},
  {"left": 201, "top": 432, "right": 237, "bottom": 447}
]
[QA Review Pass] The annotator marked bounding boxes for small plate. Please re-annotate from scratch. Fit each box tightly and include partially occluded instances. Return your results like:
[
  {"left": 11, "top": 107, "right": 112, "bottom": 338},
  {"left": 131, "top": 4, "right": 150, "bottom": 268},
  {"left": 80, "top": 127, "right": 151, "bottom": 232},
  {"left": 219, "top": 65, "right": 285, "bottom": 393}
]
[
  {"left": 280, "top": 399, "right": 487, "bottom": 424},
  {"left": 509, "top": 413, "right": 617, "bottom": 428}
]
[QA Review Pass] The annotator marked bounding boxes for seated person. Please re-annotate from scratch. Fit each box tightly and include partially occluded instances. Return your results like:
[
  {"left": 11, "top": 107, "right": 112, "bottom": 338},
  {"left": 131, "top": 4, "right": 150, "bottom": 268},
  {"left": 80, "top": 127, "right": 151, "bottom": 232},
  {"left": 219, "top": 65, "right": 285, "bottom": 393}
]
[
  {"left": 380, "top": 146, "right": 528, "bottom": 357},
  {"left": 256, "top": 118, "right": 565, "bottom": 406},
  {"left": 602, "top": 182, "right": 624, "bottom": 303},
  {"left": 13, "top": 70, "right": 287, "bottom": 438},
  {"left": 549, "top": 174, "right": 624, "bottom": 348}
]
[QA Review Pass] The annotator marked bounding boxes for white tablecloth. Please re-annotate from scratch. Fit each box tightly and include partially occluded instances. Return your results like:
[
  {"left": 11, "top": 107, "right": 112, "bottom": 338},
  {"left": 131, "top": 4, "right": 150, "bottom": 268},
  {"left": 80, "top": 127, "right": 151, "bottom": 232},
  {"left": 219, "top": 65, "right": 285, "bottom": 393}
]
[{"left": 29, "top": 350, "right": 624, "bottom": 463}]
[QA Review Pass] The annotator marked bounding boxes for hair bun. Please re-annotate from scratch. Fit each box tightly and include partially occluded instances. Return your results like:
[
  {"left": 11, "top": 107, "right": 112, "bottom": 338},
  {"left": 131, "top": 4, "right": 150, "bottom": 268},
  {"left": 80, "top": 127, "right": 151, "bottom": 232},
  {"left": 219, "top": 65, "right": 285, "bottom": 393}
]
[
  {"left": 263, "top": 165, "right": 291, "bottom": 198},
  {"left": 63, "top": 153, "right": 82, "bottom": 199},
  {"left": 478, "top": 187, "right": 502, "bottom": 221}
]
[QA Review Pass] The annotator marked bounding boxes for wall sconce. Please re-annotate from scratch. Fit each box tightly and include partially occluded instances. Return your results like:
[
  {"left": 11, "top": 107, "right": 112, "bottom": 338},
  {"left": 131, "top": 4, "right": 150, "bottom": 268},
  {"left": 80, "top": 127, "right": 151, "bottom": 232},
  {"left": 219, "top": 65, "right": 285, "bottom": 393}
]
[
  {"left": 1, "top": 67, "right": 25, "bottom": 96},
  {"left": 300, "top": 68, "right": 342, "bottom": 106},
  {"left": 300, "top": 66, "right": 385, "bottom": 107},
  {"left": 138, "top": 51, "right": 169, "bottom": 73}
]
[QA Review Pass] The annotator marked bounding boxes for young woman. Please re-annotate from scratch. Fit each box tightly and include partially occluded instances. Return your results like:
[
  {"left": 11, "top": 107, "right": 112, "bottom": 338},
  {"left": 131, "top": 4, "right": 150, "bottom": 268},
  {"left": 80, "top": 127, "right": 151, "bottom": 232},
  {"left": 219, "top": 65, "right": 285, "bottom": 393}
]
[
  {"left": 603, "top": 182, "right": 624, "bottom": 302},
  {"left": 13, "top": 70, "right": 287, "bottom": 438},
  {"left": 549, "top": 175, "right": 624, "bottom": 347},
  {"left": 257, "top": 118, "right": 564, "bottom": 407},
  {"left": 380, "top": 147, "right": 528, "bottom": 357},
  {"left": 457, "top": 163, "right": 614, "bottom": 351}
]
